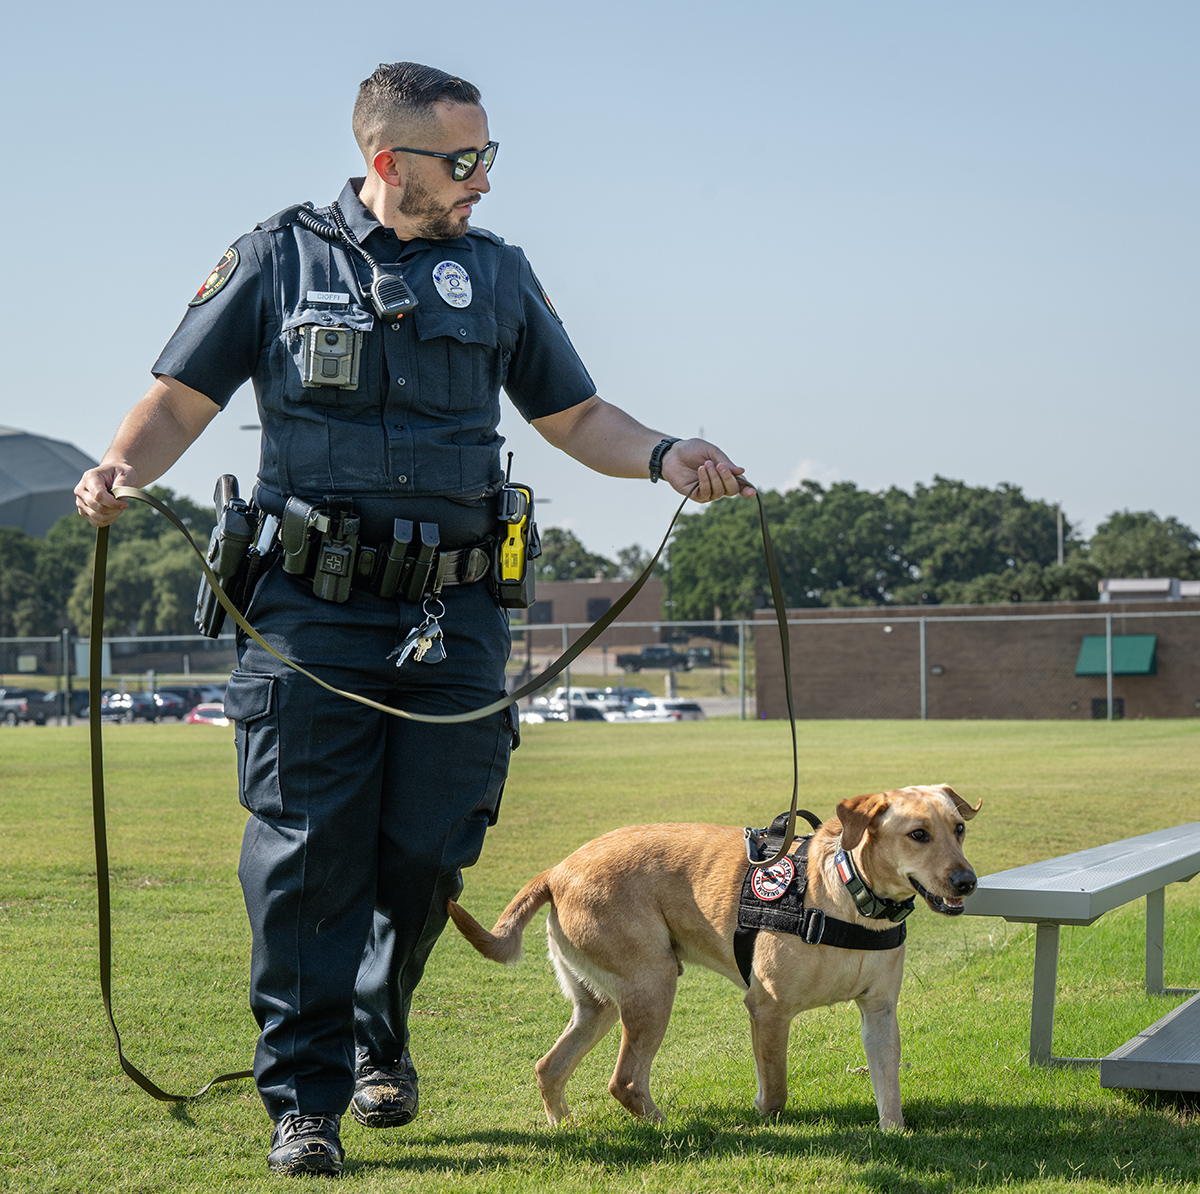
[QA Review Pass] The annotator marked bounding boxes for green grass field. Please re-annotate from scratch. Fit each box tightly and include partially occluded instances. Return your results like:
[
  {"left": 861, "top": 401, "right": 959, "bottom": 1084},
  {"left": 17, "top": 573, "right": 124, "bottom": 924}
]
[{"left": 1, "top": 719, "right": 1198, "bottom": 1192}]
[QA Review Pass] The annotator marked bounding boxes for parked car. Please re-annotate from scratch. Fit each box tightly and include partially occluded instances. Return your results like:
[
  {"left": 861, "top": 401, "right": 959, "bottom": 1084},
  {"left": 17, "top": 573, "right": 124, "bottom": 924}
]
[
  {"left": 614, "top": 645, "right": 693, "bottom": 673},
  {"left": 157, "top": 686, "right": 212, "bottom": 714},
  {"left": 151, "top": 692, "right": 187, "bottom": 720},
  {"left": 600, "top": 685, "right": 654, "bottom": 708},
  {"left": 90, "top": 692, "right": 163, "bottom": 723},
  {"left": 543, "top": 687, "right": 627, "bottom": 712},
  {"left": 568, "top": 704, "right": 609, "bottom": 722},
  {"left": 623, "top": 698, "right": 706, "bottom": 723},
  {"left": 0, "top": 687, "right": 48, "bottom": 726},
  {"left": 186, "top": 702, "right": 229, "bottom": 726},
  {"left": 39, "top": 689, "right": 91, "bottom": 719},
  {"left": 687, "top": 646, "right": 715, "bottom": 667}
]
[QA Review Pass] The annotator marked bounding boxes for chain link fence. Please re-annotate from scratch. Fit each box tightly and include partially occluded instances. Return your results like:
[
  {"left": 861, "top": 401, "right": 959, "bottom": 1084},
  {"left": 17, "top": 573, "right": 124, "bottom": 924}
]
[
  {"left": 0, "top": 621, "right": 758, "bottom": 718},
  {"left": 7, "top": 602, "right": 1198, "bottom": 721}
]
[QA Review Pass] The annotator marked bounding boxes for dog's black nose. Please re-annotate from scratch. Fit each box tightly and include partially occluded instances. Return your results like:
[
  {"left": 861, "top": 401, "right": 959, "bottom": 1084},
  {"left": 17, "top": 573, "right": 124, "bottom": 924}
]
[{"left": 951, "top": 870, "right": 977, "bottom": 896}]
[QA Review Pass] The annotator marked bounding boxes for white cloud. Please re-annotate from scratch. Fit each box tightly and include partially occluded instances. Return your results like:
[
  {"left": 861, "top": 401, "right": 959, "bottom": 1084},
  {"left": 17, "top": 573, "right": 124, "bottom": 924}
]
[{"left": 781, "top": 458, "right": 841, "bottom": 493}]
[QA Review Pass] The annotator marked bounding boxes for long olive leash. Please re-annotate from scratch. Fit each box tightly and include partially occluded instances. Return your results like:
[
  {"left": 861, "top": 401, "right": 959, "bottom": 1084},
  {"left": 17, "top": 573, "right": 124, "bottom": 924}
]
[{"left": 88, "top": 481, "right": 806, "bottom": 1100}]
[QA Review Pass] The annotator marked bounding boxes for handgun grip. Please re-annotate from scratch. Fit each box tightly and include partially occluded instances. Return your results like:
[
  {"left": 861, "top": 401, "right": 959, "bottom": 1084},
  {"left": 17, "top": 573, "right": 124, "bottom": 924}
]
[{"left": 213, "top": 474, "right": 240, "bottom": 517}]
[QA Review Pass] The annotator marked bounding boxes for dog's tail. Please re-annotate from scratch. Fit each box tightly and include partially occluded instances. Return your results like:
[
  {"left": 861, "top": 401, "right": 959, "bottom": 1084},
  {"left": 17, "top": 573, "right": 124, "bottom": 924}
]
[{"left": 447, "top": 872, "right": 553, "bottom": 965}]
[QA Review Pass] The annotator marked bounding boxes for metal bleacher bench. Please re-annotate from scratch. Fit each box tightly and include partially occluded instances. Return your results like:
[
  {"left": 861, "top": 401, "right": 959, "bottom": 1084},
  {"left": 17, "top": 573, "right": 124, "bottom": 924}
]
[{"left": 963, "top": 823, "right": 1200, "bottom": 1090}]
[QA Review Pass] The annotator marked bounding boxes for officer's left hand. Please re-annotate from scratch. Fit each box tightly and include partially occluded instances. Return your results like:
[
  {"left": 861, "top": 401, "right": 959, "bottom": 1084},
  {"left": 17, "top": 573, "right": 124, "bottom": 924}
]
[{"left": 662, "top": 439, "right": 756, "bottom": 502}]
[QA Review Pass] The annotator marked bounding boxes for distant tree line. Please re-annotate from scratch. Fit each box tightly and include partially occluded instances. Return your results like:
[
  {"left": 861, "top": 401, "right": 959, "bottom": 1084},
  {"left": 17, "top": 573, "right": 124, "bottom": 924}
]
[
  {"left": 2, "top": 477, "right": 1198, "bottom": 637},
  {"left": 537, "top": 476, "right": 1200, "bottom": 621},
  {"left": 0, "top": 488, "right": 215, "bottom": 638}
]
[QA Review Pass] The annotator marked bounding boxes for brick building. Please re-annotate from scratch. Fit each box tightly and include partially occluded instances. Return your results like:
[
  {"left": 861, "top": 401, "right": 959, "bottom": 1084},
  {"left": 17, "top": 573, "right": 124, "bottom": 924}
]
[
  {"left": 754, "top": 600, "right": 1200, "bottom": 720},
  {"left": 519, "top": 577, "right": 666, "bottom": 649}
]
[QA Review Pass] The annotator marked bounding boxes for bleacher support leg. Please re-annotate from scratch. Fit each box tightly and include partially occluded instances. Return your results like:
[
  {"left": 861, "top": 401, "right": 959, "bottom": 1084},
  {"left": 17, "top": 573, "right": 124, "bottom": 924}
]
[
  {"left": 1030, "top": 923, "right": 1059, "bottom": 1065},
  {"left": 1146, "top": 887, "right": 1165, "bottom": 996}
]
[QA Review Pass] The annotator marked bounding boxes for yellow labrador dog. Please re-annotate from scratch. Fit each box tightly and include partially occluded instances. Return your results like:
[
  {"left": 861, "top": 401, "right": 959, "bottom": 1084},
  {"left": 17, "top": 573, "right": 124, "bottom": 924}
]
[{"left": 448, "top": 784, "right": 980, "bottom": 1131}]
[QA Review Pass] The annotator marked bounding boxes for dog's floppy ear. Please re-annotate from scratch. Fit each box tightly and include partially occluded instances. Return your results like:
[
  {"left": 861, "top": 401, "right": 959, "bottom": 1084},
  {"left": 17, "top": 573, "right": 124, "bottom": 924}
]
[
  {"left": 938, "top": 784, "right": 982, "bottom": 820},
  {"left": 837, "top": 792, "right": 890, "bottom": 850}
]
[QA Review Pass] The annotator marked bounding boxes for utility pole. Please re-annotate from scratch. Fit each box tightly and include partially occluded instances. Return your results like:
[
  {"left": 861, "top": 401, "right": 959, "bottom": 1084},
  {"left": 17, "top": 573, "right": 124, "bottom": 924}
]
[
  {"left": 1057, "top": 504, "right": 1064, "bottom": 567},
  {"left": 715, "top": 604, "right": 725, "bottom": 694},
  {"left": 61, "top": 628, "right": 72, "bottom": 726}
]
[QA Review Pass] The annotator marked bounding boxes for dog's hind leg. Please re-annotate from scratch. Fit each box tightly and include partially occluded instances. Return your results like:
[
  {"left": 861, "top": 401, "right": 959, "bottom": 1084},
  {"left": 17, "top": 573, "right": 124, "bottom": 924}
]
[
  {"left": 856, "top": 992, "right": 903, "bottom": 1130},
  {"left": 536, "top": 933, "right": 620, "bottom": 1125},
  {"left": 536, "top": 983, "right": 619, "bottom": 1126},
  {"left": 606, "top": 958, "right": 679, "bottom": 1123},
  {"left": 744, "top": 986, "right": 792, "bottom": 1114}
]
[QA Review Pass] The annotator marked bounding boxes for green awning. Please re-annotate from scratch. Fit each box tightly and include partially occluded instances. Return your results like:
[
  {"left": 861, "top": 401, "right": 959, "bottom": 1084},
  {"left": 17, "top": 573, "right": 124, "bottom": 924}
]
[{"left": 1075, "top": 634, "right": 1157, "bottom": 676}]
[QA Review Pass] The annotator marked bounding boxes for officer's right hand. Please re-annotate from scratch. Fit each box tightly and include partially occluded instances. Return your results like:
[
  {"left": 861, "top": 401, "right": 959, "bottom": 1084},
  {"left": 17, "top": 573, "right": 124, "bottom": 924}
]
[{"left": 75, "top": 463, "right": 138, "bottom": 528}]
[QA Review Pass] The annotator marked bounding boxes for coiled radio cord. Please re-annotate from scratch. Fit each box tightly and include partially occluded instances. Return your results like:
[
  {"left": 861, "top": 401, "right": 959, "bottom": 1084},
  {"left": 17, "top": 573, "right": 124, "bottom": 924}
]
[{"left": 294, "top": 203, "right": 419, "bottom": 322}]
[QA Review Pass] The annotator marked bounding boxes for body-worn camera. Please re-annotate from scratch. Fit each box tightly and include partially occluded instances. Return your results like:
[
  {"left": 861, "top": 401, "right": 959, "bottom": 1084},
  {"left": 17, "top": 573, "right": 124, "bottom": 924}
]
[{"left": 301, "top": 325, "right": 362, "bottom": 389}]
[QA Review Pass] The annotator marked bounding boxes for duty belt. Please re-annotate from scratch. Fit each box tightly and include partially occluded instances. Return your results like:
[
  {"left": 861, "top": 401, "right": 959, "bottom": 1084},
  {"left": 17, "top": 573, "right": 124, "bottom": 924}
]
[
  {"left": 278, "top": 494, "right": 491, "bottom": 604},
  {"left": 293, "top": 534, "right": 492, "bottom": 598}
]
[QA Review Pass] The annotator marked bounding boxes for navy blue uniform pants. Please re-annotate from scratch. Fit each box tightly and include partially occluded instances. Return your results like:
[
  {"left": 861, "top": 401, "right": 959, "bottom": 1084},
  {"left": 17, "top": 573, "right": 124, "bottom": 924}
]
[{"left": 224, "top": 562, "right": 515, "bottom": 1121}]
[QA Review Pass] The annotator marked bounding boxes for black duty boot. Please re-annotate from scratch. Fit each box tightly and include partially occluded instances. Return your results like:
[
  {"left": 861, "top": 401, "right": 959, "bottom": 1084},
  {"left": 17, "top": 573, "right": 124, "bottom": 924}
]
[
  {"left": 267, "top": 1112, "right": 345, "bottom": 1176},
  {"left": 350, "top": 1049, "right": 419, "bottom": 1128}
]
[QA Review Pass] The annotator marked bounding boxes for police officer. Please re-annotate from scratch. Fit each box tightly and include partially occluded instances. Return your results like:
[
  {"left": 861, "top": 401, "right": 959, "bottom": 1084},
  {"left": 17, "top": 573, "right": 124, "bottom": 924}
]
[{"left": 75, "top": 62, "right": 754, "bottom": 1177}]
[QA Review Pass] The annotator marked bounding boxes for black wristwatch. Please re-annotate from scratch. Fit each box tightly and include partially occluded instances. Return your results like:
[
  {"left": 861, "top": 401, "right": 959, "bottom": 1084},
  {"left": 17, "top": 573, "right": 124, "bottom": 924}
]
[{"left": 649, "top": 437, "right": 680, "bottom": 484}]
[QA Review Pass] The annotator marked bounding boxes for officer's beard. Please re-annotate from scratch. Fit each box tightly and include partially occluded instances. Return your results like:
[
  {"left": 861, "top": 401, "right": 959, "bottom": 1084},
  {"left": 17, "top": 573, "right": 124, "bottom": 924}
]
[{"left": 398, "top": 174, "right": 472, "bottom": 240}]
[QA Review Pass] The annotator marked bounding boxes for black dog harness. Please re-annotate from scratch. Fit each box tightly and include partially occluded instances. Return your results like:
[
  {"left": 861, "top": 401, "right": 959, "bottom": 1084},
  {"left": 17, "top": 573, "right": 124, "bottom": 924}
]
[{"left": 734, "top": 812, "right": 912, "bottom": 985}]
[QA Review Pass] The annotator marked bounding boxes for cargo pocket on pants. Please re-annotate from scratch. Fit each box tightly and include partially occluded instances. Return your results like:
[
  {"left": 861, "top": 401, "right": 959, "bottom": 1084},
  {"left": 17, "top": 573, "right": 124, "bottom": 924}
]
[
  {"left": 477, "top": 702, "right": 520, "bottom": 826},
  {"left": 224, "top": 671, "right": 283, "bottom": 817}
]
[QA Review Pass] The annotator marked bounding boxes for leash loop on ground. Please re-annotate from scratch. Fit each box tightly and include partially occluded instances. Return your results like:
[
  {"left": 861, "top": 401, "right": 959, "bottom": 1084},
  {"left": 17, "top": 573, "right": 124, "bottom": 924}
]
[{"left": 89, "top": 523, "right": 254, "bottom": 1102}]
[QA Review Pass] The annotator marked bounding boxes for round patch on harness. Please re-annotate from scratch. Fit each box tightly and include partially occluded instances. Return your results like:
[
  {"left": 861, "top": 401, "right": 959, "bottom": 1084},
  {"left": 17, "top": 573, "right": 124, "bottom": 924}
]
[{"left": 751, "top": 855, "right": 795, "bottom": 901}]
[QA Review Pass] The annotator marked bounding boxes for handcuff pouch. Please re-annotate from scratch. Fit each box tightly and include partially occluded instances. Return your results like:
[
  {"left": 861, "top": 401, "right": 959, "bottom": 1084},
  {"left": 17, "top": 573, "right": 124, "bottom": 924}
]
[{"left": 281, "top": 497, "right": 319, "bottom": 576}]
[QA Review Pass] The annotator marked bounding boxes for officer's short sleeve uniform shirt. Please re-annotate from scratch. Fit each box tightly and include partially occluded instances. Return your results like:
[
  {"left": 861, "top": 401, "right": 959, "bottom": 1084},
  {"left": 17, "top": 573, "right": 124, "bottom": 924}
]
[{"left": 153, "top": 178, "right": 595, "bottom": 503}]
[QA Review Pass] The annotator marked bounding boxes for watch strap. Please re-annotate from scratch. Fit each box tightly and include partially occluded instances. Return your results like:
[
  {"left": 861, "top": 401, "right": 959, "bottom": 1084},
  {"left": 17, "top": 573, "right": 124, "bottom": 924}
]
[{"left": 649, "top": 437, "right": 681, "bottom": 484}]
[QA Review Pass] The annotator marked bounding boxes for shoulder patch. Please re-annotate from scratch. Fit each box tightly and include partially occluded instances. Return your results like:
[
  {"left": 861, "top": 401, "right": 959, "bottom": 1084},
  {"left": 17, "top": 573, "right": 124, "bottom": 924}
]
[
  {"left": 188, "top": 247, "right": 239, "bottom": 307},
  {"left": 529, "top": 268, "right": 561, "bottom": 323}
]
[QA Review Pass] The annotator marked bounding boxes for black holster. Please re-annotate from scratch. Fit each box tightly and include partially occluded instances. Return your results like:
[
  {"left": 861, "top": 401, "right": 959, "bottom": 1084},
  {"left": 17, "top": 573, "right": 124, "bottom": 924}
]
[{"left": 194, "top": 476, "right": 256, "bottom": 638}]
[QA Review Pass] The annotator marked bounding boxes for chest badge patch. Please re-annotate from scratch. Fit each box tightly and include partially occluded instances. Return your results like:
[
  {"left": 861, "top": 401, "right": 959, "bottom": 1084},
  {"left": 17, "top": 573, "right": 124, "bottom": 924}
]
[
  {"left": 188, "top": 247, "right": 239, "bottom": 307},
  {"left": 432, "top": 260, "right": 472, "bottom": 308},
  {"left": 750, "top": 855, "right": 796, "bottom": 902}
]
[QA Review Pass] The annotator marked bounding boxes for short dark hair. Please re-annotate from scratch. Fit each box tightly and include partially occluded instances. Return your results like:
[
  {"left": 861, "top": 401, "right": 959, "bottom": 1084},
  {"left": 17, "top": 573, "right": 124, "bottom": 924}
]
[{"left": 353, "top": 62, "right": 482, "bottom": 154}]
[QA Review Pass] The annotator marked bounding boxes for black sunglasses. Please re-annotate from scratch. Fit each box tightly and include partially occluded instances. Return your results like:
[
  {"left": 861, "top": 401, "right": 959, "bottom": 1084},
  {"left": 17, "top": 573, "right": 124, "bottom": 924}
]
[{"left": 389, "top": 141, "right": 499, "bottom": 182}]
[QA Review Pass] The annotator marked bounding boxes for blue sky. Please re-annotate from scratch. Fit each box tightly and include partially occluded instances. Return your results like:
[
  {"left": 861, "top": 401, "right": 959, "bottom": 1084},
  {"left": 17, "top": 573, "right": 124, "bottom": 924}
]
[{"left": 4, "top": 0, "right": 1195, "bottom": 558}]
